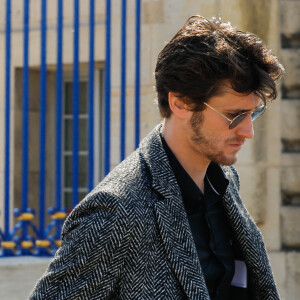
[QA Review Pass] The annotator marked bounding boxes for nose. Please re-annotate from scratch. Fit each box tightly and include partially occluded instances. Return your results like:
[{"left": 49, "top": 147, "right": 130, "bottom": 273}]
[{"left": 235, "top": 114, "right": 254, "bottom": 139}]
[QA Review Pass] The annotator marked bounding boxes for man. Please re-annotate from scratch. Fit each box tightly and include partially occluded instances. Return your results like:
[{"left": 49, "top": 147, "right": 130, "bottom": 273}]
[{"left": 30, "top": 16, "right": 284, "bottom": 299}]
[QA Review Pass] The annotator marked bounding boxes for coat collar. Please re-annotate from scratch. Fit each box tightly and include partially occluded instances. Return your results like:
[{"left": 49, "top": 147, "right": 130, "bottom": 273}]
[
  {"left": 140, "top": 124, "right": 209, "bottom": 298},
  {"left": 139, "top": 123, "right": 181, "bottom": 199}
]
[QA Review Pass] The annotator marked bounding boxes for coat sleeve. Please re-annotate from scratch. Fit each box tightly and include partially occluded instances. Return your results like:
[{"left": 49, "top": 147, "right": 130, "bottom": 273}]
[{"left": 28, "top": 192, "right": 132, "bottom": 300}]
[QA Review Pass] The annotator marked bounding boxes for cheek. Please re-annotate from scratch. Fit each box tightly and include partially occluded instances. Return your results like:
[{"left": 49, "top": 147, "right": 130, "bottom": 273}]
[
  {"left": 210, "top": 132, "right": 232, "bottom": 151},
  {"left": 204, "top": 125, "right": 227, "bottom": 142},
  {"left": 191, "top": 112, "right": 231, "bottom": 145},
  {"left": 204, "top": 116, "right": 226, "bottom": 135}
]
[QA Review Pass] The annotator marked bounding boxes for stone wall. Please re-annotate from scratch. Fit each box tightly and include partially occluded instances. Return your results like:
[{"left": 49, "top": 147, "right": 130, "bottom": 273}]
[{"left": 278, "top": 0, "right": 300, "bottom": 297}]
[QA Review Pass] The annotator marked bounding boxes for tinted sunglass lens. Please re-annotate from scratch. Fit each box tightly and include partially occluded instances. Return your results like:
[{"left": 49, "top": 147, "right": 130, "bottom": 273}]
[
  {"left": 251, "top": 105, "right": 265, "bottom": 121},
  {"left": 229, "top": 113, "right": 247, "bottom": 129},
  {"left": 229, "top": 105, "right": 266, "bottom": 129}
]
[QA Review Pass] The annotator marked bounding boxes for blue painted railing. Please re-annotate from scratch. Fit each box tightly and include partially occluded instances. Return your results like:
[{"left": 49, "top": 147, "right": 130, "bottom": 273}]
[
  {"left": 0, "top": 0, "right": 141, "bottom": 256},
  {"left": 52, "top": 0, "right": 65, "bottom": 251},
  {"left": 55, "top": 0, "right": 64, "bottom": 223},
  {"left": 104, "top": 0, "right": 111, "bottom": 176},
  {"left": 2, "top": 0, "right": 12, "bottom": 256},
  {"left": 120, "top": 0, "right": 127, "bottom": 161},
  {"left": 88, "top": 0, "right": 95, "bottom": 192},
  {"left": 135, "top": 0, "right": 141, "bottom": 148},
  {"left": 72, "top": 0, "right": 80, "bottom": 208},
  {"left": 36, "top": 0, "right": 47, "bottom": 256}
]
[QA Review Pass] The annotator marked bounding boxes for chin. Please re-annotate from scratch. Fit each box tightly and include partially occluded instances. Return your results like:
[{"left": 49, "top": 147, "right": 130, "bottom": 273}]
[
  {"left": 212, "top": 154, "right": 237, "bottom": 166},
  {"left": 222, "top": 156, "right": 237, "bottom": 166}
]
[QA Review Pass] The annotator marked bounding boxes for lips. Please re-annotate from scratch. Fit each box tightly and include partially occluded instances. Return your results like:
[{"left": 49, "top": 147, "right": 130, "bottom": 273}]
[
  {"left": 228, "top": 139, "right": 245, "bottom": 150},
  {"left": 229, "top": 143, "right": 243, "bottom": 149}
]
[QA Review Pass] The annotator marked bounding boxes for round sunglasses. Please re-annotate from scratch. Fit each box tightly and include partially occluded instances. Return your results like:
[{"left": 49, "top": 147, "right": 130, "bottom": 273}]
[{"left": 203, "top": 102, "right": 267, "bottom": 129}]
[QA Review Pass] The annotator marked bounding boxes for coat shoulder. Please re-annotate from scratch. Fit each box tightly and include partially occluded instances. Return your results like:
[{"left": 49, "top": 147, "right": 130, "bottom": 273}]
[{"left": 63, "top": 147, "right": 153, "bottom": 235}]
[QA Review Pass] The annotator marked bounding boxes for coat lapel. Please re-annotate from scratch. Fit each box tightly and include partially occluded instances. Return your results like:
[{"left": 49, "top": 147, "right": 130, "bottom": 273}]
[
  {"left": 222, "top": 188, "right": 253, "bottom": 257},
  {"left": 140, "top": 124, "right": 209, "bottom": 299},
  {"left": 221, "top": 169, "right": 279, "bottom": 299},
  {"left": 154, "top": 196, "right": 209, "bottom": 299}
]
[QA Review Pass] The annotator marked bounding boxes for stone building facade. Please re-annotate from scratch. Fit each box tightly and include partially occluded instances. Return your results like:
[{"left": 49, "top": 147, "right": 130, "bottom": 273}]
[{"left": 0, "top": 0, "right": 299, "bottom": 299}]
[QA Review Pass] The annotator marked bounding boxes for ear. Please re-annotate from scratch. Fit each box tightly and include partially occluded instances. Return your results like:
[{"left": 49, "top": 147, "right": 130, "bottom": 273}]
[{"left": 168, "top": 92, "right": 189, "bottom": 119}]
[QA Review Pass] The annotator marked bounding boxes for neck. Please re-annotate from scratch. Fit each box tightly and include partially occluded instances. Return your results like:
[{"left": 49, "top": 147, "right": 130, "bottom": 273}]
[{"left": 162, "top": 118, "right": 210, "bottom": 191}]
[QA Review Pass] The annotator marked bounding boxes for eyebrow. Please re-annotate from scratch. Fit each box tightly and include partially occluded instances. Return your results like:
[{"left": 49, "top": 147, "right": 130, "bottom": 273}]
[
  {"left": 226, "top": 103, "right": 264, "bottom": 114},
  {"left": 226, "top": 108, "right": 250, "bottom": 114}
]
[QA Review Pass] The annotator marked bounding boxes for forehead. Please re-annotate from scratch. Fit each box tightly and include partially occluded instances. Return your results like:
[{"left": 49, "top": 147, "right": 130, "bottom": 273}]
[{"left": 208, "top": 85, "right": 262, "bottom": 109}]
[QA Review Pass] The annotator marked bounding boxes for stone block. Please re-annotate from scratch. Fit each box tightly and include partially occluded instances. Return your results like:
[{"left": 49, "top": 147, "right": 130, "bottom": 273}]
[
  {"left": 140, "top": 86, "right": 161, "bottom": 139},
  {"left": 280, "top": 1, "right": 300, "bottom": 37},
  {"left": 281, "top": 49, "right": 300, "bottom": 99},
  {"left": 260, "top": 167, "right": 281, "bottom": 250},
  {"left": 220, "top": 0, "right": 244, "bottom": 30},
  {"left": 235, "top": 165, "right": 268, "bottom": 224},
  {"left": 282, "top": 153, "right": 300, "bottom": 167},
  {"left": 0, "top": 55, "right": 4, "bottom": 111},
  {"left": 94, "top": 25, "right": 106, "bottom": 62},
  {"left": 95, "top": 0, "right": 106, "bottom": 21},
  {"left": 0, "top": 109, "right": 4, "bottom": 173},
  {"left": 30, "top": 0, "right": 41, "bottom": 25},
  {"left": 281, "top": 154, "right": 300, "bottom": 194},
  {"left": 28, "top": 31, "right": 42, "bottom": 66},
  {"left": 281, "top": 100, "right": 300, "bottom": 140},
  {"left": 0, "top": 2, "right": 4, "bottom": 30},
  {"left": 143, "top": 24, "right": 157, "bottom": 86},
  {"left": 223, "top": 0, "right": 280, "bottom": 50},
  {"left": 163, "top": 0, "right": 217, "bottom": 29},
  {"left": 286, "top": 251, "right": 300, "bottom": 299},
  {"left": 234, "top": 139, "right": 254, "bottom": 165},
  {"left": 0, "top": 172, "right": 4, "bottom": 229},
  {"left": 10, "top": 2, "right": 23, "bottom": 29},
  {"left": 281, "top": 206, "right": 300, "bottom": 248},
  {"left": 235, "top": 163, "right": 282, "bottom": 250},
  {"left": 268, "top": 251, "right": 286, "bottom": 299},
  {"left": 11, "top": 33, "right": 24, "bottom": 67},
  {"left": 63, "top": 0, "right": 74, "bottom": 23},
  {"left": 143, "top": 1, "right": 164, "bottom": 24},
  {"left": 265, "top": 100, "right": 281, "bottom": 164}
]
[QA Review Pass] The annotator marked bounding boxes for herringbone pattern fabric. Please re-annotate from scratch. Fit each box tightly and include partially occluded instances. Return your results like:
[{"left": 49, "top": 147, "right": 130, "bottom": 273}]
[{"left": 29, "top": 124, "right": 280, "bottom": 300}]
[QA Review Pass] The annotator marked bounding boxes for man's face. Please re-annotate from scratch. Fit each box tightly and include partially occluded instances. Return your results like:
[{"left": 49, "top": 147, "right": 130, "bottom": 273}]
[{"left": 186, "top": 87, "right": 261, "bottom": 166}]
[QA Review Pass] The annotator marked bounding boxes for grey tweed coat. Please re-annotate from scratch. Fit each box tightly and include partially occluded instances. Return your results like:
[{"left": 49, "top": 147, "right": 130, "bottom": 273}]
[{"left": 29, "top": 124, "right": 279, "bottom": 300}]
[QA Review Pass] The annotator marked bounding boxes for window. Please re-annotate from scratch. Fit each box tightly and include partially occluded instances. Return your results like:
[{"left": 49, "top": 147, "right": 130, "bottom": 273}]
[{"left": 62, "top": 70, "right": 104, "bottom": 210}]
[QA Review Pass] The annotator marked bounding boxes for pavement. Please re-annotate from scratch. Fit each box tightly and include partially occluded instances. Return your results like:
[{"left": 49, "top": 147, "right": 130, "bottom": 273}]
[{"left": 0, "top": 256, "right": 51, "bottom": 300}]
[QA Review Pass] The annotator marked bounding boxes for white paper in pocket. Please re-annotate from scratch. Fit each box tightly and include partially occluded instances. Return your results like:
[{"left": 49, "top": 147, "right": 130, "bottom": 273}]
[{"left": 231, "top": 260, "right": 247, "bottom": 288}]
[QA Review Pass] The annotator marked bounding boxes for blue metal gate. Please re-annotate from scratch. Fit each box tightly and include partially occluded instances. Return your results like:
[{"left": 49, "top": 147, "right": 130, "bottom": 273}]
[{"left": 0, "top": 0, "right": 141, "bottom": 256}]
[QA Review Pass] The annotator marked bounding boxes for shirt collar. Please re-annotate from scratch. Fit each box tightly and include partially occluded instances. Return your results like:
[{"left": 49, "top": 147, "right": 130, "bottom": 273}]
[{"left": 160, "top": 133, "right": 229, "bottom": 200}]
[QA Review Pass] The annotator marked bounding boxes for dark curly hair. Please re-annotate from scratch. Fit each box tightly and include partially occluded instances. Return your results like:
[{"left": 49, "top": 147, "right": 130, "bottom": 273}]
[{"left": 155, "top": 15, "right": 285, "bottom": 118}]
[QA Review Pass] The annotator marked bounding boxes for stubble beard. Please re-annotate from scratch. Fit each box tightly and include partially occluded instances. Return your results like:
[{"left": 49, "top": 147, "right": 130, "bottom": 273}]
[{"left": 190, "top": 111, "right": 238, "bottom": 166}]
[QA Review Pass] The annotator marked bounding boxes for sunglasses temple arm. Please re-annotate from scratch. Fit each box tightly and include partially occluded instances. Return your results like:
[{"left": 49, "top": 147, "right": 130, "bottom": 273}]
[{"left": 204, "top": 102, "right": 233, "bottom": 122}]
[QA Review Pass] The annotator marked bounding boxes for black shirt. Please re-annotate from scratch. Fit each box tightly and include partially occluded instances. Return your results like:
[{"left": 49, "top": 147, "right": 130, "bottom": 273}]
[{"left": 161, "top": 135, "right": 235, "bottom": 300}]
